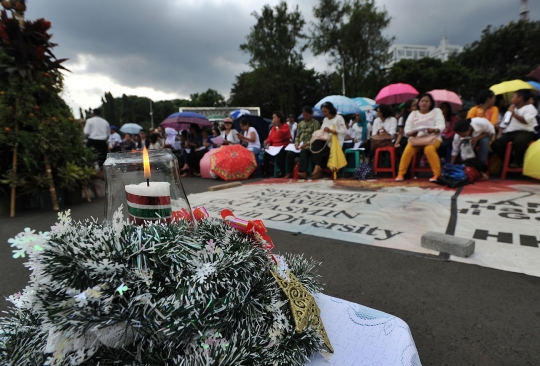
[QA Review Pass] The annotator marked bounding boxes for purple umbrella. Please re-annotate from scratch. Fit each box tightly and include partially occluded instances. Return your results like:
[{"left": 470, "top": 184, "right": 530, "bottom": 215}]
[{"left": 160, "top": 112, "right": 212, "bottom": 131}]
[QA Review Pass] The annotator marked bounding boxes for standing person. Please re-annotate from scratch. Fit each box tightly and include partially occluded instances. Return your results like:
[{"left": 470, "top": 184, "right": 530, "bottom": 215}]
[
  {"left": 83, "top": 108, "right": 110, "bottom": 167},
  {"left": 287, "top": 106, "right": 320, "bottom": 179},
  {"left": 287, "top": 114, "right": 298, "bottom": 142},
  {"left": 221, "top": 118, "right": 240, "bottom": 145},
  {"left": 120, "top": 133, "right": 136, "bottom": 151},
  {"left": 492, "top": 89, "right": 538, "bottom": 168},
  {"left": 467, "top": 89, "right": 499, "bottom": 129},
  {"left": 108, "top": 125, "right": 122, "bottom": 152},
  {"left": 363, "top": 104, "right": 397, "bottom": 162},
  {"left": 438, "top": 102, "right": 457, "bottom": 161},
  {"left": 263, "top": 111, "right": 291, "bottom": 177},
  {"left": 310, "top": 102, "right": 347, "bottom": 179},
  {"left": 237, "top": 118, "right": 261, "bottom": 154},
  {"left": 451, "top": 118, "right": 495, "bottom": 165},
  {"left": 136, "top": 129, "right": 150, "bottom": 150},
  {"left": 396, "top": 93, "right": 445, "bottom": 182},
  {"left": 395, "top": 99, "right": 417, "bottom": 154}
]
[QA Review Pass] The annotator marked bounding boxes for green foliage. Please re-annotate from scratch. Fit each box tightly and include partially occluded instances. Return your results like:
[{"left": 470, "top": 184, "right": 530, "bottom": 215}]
[
  {"left": 453, "top": 20, "right": 540, "bottom": 96},
  {"left": 387, "top": 58, "right": 470, "bottom": 95},
  {"left": 238, "top": 1, "right": 309, "bottom": 115},
  {"left": 310, "top": 0, "right": 393, "bottom": 97},
  {"left": 0, "top": 215, "right": 325, "bottom": 365}
]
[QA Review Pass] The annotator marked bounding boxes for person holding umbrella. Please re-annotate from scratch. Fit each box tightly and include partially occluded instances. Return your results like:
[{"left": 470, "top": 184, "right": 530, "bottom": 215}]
[{"left": 492, "top": 89, "right": 538, "bottom": 168}]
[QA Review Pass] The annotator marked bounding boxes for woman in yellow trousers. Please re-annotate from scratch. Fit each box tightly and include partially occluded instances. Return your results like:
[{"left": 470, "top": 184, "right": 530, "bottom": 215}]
[{"left": 396, "top": 93, "right": 446, "bottom": 182}]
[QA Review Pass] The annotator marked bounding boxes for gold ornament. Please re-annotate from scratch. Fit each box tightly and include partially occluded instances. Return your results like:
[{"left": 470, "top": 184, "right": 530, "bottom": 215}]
[{"left": 271, "top": 270, "right": 334, "bottom": 353}]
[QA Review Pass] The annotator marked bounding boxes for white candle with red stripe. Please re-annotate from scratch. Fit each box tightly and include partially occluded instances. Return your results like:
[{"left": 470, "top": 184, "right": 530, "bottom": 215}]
[{"left": 124, "top": 147, "right": 172, "bottom": 225}]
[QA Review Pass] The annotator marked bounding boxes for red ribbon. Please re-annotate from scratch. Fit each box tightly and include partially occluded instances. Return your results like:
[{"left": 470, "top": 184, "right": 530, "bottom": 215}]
[
  {"left": 220, "top": 209, "right": 274, "bottom": 250},
  {"left": 172, "top": 207, "right": 209, "bottom": 222}
]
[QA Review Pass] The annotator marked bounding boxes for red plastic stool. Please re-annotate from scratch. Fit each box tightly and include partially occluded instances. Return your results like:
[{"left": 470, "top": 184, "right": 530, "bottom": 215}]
[
  {"left": 410, "top": 153, "right": 432, "bottom": 177},
  {"left": 501, "top": 141, "right": 533, "bottom": 179},
  {"left": 373, "top": 146, "right": 396, "bottom": 178}
]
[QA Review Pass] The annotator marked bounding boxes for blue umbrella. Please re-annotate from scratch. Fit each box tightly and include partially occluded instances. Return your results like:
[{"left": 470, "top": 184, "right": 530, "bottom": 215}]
[
  {"left": 527, "top": 81, "right": 540, "bottom": 91},
  {"left": 352, "top": 97, "right": 376, "bottom": 111},
  {"left": 119, "top": 123, "right": 144, "bottom": 135},
  {"left": 314, "top": 95, "right": 360, "bottom": 115},
  {"left": 230, "top": 109, "right": 251, "bottom": 119}
]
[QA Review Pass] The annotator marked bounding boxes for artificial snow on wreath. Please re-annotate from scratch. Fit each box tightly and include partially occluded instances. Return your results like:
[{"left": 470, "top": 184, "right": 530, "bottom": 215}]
[{"left": 0, "top": 207, "right": 332, "bottom": 365}]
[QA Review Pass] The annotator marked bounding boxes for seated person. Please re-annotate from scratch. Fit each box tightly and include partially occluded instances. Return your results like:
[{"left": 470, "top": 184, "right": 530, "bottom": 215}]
[
  {"left": 438, "top": 102, "right": 456, "bottom": 160},
  {"left": 351, "top": 110, "right": 370, "bottom": 143},
  {"left": 450, "top": 118, "right": 494, "bottom": 167},
  {"left": 492, "top": 89, "right": 538, "bottom": 168},
  {"left": 237, "top": 118, "right": 261, "bottom": 154},
  {"left": 396, "top": 93, "right": 445, "bottom": 182},
  {"left": 221, "top": 118, "right": 240, "bottom": 145},
  {"left": 148, "top": 133, "right": 163, "bottom": 150},
  {"left": 120, "top": 133, "right": 136, "bottom": 151},
  {"left": 286, "top": 106, "right": 320, "bottom": 179},
  {"left": 263, "top": 111, "right": 291, "bottom": 178},
  {"left": 364, "top": 104, "right": 397, "bottom": 161}
]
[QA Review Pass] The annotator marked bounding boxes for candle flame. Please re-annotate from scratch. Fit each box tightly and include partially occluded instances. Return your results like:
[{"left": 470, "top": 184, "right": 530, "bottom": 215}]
[{"left": 143, "top": 147, "right": 151, "bottom": 179}]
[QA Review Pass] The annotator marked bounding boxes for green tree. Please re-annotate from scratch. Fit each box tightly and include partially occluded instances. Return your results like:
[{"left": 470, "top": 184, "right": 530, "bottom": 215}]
[
  {"left": 310, "top": 0, "right": 393, "bottom": 97},
  {"left": 452, "top": 20, "right": 540, "bottom": 98},
  {"left": 386, "top": 58, "right": 470, "bottom": 96},
  {"left": 239, "top": 1, "right": 307, "bottom": 114},
  {"left": 189, "top": 88, "right": 226, "bottom": 107}
]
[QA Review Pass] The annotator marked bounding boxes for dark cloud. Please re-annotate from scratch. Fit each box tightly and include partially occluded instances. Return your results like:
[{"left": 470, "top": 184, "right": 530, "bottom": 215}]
[{"left": 24, "top": 0, "right": 540, "bottom": 108}]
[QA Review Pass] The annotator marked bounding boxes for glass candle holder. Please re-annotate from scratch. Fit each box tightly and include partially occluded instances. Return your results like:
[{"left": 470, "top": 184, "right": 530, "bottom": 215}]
[{"left": 103, "top": 149, "right": 192, "bottom": 225}]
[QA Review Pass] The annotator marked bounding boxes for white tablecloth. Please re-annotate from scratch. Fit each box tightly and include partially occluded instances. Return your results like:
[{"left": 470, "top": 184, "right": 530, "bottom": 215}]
[{"left": 309, "top": 294, "right": 421, "bottom": 366}]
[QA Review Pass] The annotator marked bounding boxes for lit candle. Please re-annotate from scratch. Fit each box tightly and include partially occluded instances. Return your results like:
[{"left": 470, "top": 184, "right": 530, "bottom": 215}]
[{"left": 125, "top": 147, "right": 172, "bottom": 225}]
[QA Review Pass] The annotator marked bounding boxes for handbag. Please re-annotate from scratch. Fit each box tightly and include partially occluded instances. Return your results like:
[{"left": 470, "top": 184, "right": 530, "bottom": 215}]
[
  {"left": 370, "top": 132, "right": 393, "bottom": 150},
  {"left": 409, "top": 134, "right": 437, "bottom": 147},
  {"left": 459, "top": 139, "right": 476, "bottom": 161},
  {"left": 354, "top": 162, "right": 377, "bottom": 180},
  {"left": 310, "top": 129, "right": 330, "bottom": 144}
]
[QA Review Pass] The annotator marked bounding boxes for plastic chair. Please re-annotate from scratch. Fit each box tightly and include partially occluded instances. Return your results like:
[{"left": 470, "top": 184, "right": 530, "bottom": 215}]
[
  {"left": 273, "top": 157, "right": 289, "bottom": 177},
  {"left": 373, "top": 146, "right": 396, "bottom": 178},
  {"left": 410, "top": 153, "right": 432, "bottom": 177},
  {"left": 501, "top": 141, "right": 533, "bottom": 179},
  {"left": 342, "top": 149, "right": 365, "bottom": 177}
]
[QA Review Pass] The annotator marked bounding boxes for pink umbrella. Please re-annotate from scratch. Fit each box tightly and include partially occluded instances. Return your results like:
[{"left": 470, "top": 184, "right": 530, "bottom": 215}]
[
  {"left": 375, "top": 83, "right": 419, "bottom": 104},
  {"left": 200, "top": 149, "right": 219, "bottom": 179},
  {"left": 428, "top": 89, "right": 462, "bottom": 111}
]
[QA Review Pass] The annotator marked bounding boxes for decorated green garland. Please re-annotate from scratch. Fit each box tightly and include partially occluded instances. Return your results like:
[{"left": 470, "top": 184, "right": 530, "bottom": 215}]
[{"left": 0, "top": 208, "right": 329, "bottom": 365}]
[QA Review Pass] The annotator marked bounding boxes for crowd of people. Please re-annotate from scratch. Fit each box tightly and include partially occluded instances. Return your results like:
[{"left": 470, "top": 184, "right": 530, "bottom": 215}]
[{"left": 82, "top": 87, "right": 539, "bottom": 181}]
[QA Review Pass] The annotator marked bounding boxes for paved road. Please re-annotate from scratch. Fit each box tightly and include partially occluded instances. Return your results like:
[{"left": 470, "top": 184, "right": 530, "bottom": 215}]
[{"left": 1, "top": 177, "right": 539, "bottom": 365}]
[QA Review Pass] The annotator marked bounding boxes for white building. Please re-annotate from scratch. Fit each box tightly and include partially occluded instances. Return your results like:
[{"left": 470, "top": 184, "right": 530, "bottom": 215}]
[{"left": 385, "top": 36, "right": 463, "bottom": 69}]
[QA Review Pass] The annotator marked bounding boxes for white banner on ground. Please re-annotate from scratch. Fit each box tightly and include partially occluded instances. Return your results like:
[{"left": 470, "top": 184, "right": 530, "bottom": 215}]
[
  {"left": 189, "top": 180, "right": 540, "bottom": 277},
  {"left": 188, "top": 181, "right": 452, "bottom": 255}
]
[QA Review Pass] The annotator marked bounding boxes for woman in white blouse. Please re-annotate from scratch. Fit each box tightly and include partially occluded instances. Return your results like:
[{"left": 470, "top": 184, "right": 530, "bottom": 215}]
[
  {"left": 220, "top": 117, "right": 240, "bottom": 145},
  {"left": 310, "top": 102, "right": 347, "bottom": 179},
  {"left": 364, "top": 104, "right": 397, "bottom": 161},
  {"left": 396, "top": 93, "right": 445, "bottom": 182}
]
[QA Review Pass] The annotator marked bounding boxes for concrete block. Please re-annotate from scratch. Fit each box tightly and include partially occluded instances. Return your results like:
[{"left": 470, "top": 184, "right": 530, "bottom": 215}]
[
  {"left": 208, "top": 182, "right": 242, "bottom": 192},
  {"left": 421, "top": 231, "right": 475, "bottom": 258}
]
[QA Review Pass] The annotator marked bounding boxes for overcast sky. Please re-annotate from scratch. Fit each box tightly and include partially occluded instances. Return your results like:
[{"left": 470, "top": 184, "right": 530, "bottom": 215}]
[{"left": 26, "top": 0, "right": 540, "bottom": 115}]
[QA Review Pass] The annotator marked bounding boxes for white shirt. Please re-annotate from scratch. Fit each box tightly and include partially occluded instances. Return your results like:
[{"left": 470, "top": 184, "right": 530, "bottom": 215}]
[
  {"left": 320, "top": 114, "right": 347, "bottom": 147},
  {"left": 351, "top": 123, "right": 370, "bottom": 142},
  {"left": 506, "top": 104, "right": 538, "bottom": 133},
  {"left": 84, "top": 116, "right": 110, "bottom": 140},
  {"left": 372, "top": 117, "right": 397, "bottom": 138},
  {"left": 109, "top": 132, "right": 122, "bottom": 148},
  {"left": 221, "top": 129, "right": 240, "bottom": 144},
  {"left": 244, "top": 127, "right": 261, "bottom": 150},
  {"left": 287, "top": 121, "right": 298, "bottom": 142},
  {"left": 451, "top": 118, "right": 495, "bottom": 156},
  {"left": 404, "top": 109, "right": 446, "bottom": 141},
  {"left": 148, "top": 141, "right": 162, "bottom": 150}
]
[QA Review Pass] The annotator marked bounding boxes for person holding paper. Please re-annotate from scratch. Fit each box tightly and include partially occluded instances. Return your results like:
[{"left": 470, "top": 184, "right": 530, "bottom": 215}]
[
  {"left": 263, "top": 111, "right": 291, "bottom": 177},
  {"left": 396, "top": 93, "right": 445, "bottom": 182},
  {"left": 237, "top": 118, "right": 261, "bottom": 154},
  {"left": 220, "top": 118, "right": 240, "bottom": 145},
  {"left": 492, "top": 89, "right": 538, "bottom": 168},
  {"left": 287, "top": 106, "right": 320, "bottom": 179}
]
